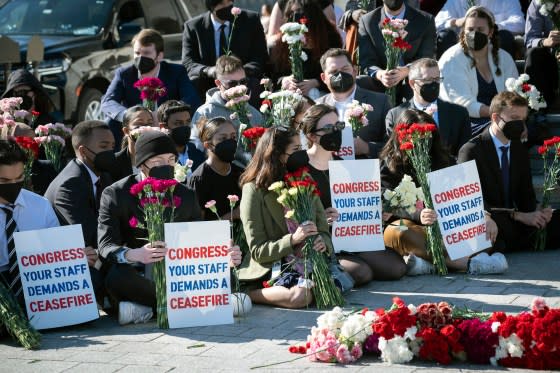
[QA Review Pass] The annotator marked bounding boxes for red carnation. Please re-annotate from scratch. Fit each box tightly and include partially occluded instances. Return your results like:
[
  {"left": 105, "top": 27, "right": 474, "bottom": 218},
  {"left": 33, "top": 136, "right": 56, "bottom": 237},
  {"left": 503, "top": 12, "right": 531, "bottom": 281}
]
[
  {"left": 400, "top": 142, "right": 414, "bottom": 151},
  {"left": 521, "top": 83, "right": 531, "bottom": 93},
  {"left": 538, "top": 145, "right": 548, "bottom": 155},
  {"left": 299, "top": 16, "right": 308, "bottom": 25},
  {"left": 288, "top": 346, "right": 298, "bottom": 353}
]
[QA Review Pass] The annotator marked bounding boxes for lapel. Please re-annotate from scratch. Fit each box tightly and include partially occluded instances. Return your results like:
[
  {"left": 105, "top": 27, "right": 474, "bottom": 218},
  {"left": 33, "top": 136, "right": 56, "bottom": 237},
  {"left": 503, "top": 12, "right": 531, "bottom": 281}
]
[
  {"left": 263, "top": 191, "right": 288, "bottom": 234},
  {"left": 436, "top": 99, "right": 451, "bottom": 141},
  {"left": 354, "top": 87, "right": 368, "bottom": 103},
  {"left": 480, "top": 128, "right": 504, "bottom": 200},
  {"left": 75, "top": 159, "right": 95, "bottom": 197},
  {"left": 203, "top": 12, "right": 217, "bottom": 63}
]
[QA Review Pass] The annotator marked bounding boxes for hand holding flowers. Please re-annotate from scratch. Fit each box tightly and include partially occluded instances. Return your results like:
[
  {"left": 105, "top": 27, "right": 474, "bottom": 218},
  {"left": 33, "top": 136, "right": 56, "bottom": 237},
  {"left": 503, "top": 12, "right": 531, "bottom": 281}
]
[{"left": 280, "top": 19, "right": 308, "bottom": 81}]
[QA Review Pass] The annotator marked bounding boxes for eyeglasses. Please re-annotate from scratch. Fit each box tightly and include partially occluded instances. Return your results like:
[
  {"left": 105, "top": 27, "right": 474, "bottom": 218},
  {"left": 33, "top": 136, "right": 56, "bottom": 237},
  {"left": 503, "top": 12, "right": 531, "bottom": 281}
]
[
  {"left": 221, "top": 78, "right": 249, "bottom": 88},
  {"left": 415, "top": 77, "right": 444, "bottom": 85},
  {"left": 312, "top": 121, "right": 345, "bottom": 134}
]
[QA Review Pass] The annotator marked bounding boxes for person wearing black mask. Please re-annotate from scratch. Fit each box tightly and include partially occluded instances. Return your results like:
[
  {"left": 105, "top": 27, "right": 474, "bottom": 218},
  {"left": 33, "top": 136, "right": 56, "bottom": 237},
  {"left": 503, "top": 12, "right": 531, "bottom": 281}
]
[
  {"left": 459, "top": 91, "right": 560, "bottom": 253},
  {"left": 157, "top": 100, "right": 205, "bottom": 175},
  {"left": 316, "top": 48, "right": 391, "bottom": 159},
  {"left": 102, "top": 29, "right": 201, "bottom": 149},
  {"left": 0, "top": 139, "right": 59, "bottom": 306},
  {"left": 386, "top": 58, "right": 471, "bottom": 158},
  {"left": 45, "top": 120, "right": 115, "bottom": 306},
  {"left": 188, "top": 117, "right": 244, "bottom": 221}
]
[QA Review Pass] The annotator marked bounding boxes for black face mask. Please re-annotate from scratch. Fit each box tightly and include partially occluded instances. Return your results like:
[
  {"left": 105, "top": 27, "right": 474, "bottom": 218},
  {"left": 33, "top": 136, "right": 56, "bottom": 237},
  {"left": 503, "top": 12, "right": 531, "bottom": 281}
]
[
  {"left": 466, "top": 31, "right": 488, "bottom": 51},
  {"left": 16, "top": 95, "right": 33, "bottom": 111},
  {"left": 134, "top": 56, "right": 157, "bottom": 75},
  {"left": 85, "top": 147, "right": 116, "bottom": 173},
  {"left": 0, "top": 181, "right": 24, "bottom": 204},
  {"left": 384, "top": 0, "right": 404, "bottom": 11},
  {"left": 330, "top": 72, "right": 355, "bottom": 93},
  {"left": 291, "top": 11, "right": 305, "bottom": 23},
  {"left": 500, "top": 118, "right": 524, "bottom": 141},
  {"left": 319, "top": 130, "right": 343, "bottom": 152},
  {"left": 170, "top": 126, "right": 191, "bottom": 147},
  {"left": 286, "top": 150, "right": 309, "bottom": 173},
  {"left": 418, "top": 82, "right": 440, "bottom": 103},
  {"left": 212, "top": 138, "right": 237, "bottom": 163},
  {"left": 215, "top": 5, "right": 234, "bottom": 22},
  {"left": 148, "top": 165, "right": 175, "bottom": 180}
]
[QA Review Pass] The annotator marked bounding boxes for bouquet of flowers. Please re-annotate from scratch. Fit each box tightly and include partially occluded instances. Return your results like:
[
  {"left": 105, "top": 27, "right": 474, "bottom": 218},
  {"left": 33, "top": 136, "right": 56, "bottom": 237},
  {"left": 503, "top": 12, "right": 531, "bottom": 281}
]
[
  {"left": 129, "top": 177, "right": 181, "bottom": 328},
  {"left": 174, "top": 159, "right": 193, "bottom": 183},
  {"left": 0, "top": 97, "right": 34, "bottom": 136},
  {"left": 505, "top": 74, "right": 547, "bottom": 111},
  {"left": 280, "top": 19, "right": 309, "bottom": 82},
  {"left": 222, "top": 7, "right": 242, "bottom": 56},
  {"left": 34, "top": 123, "right": 72, "bottom": 172},
  {"left": 380, "top": 18, "right": 412, "bottom": 106},
  {"left": 535, "top": 0, "right": 560, "bottom": 28},
  {"left": 260, "top": 89, "right": 304, "bottom": 128},
  {"left": 224, "top": 84, "right": 252, "bottom": 125},
  {"left": 268, "top": 167, "right": 344, "bottom": 308},
  {"left": 14, "top": 136, "right": 39, "bottom": 190},
  {"left": 383, "top": 174, "right": 424, "bottom": 231},
  {"left": 534, "top": 136, "right": 560, "bottom": 250},
  {"left": 133, "top": 77, "right": 167, "bottom": 111},
  {"left": 395, "top": 122, "right": 448, "bottom": 275},
  {"left": 0, "top": 281, "right": 41, "bottom": 349},
  {"left": 344, "top": 100, "right": 373, "bottom": 133},
  {"left": 242, "top": 126, "right": 266, "bottom": 151}
]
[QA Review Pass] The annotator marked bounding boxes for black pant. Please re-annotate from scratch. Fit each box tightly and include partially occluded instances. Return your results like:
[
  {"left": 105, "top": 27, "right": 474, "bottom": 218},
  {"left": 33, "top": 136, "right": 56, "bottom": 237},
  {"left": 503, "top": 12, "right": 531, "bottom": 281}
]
[
  {"left": 492, "top": 210, "right": 560, "bottom": 251},
  {"left": 105, "top": 263, "right": 156, "bottom": 309},
  {"left": 436, "top": 29, "right": 516, "bottom": 59},
  {"left": 525, "top": 47, "right": 559, "bottom": 108}
]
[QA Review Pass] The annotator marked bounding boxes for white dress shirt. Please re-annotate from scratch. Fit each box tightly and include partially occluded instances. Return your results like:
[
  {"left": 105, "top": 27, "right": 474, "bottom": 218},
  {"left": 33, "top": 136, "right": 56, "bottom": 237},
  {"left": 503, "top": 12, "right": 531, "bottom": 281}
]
[
  {"left": 211, "top": 14, "right": 230, "bottom": 58},
  {"left": 333, "top": 86, "right": 357, "bottom": 121},
  {"left": 0, "top": 189, "right": 60, "bottom": 271},
  {"left": 76, "top": 159, "right": 99, "bottom": 199}
]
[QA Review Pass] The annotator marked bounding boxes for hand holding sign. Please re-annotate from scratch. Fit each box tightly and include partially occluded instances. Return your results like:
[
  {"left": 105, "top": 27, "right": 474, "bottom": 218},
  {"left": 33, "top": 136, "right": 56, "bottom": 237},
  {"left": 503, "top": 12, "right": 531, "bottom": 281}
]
[{"left": 420, "top": 209, "right": 437, "bottom": 226}]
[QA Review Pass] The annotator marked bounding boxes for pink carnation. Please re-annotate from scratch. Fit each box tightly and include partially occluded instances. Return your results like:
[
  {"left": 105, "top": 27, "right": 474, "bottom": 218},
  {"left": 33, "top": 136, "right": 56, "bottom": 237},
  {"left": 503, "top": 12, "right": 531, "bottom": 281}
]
[
  {"left": 205, "top": 200, "right": 217, "bottom": 209},
  {"left": 129, "top": 216, "right": 138, "bottom": 228},
  {"left": 231, "top": 6, "right": 241, "bottom": 16},
  {"left": 227, "top": 195, "right": 239, "bottom": 203},
  {"left": 335, "top": 344, "right": 354, "bottom": 364}
]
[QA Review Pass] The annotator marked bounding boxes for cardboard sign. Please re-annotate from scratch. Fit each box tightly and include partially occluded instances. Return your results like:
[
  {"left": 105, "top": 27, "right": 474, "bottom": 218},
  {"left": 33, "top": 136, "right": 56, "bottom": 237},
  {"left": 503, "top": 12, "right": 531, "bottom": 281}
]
[
  {"left": 329, "top": 159, "right": 384, "bottom": 252},
  {"left": 13, "top": 225, "right": 98, "bottom": 330},
  {"left": 427, "top": 161, "right": 491, "bottom": 260},
  {"left": 165, "top": 220, "right": 233, "bottom": 328}
]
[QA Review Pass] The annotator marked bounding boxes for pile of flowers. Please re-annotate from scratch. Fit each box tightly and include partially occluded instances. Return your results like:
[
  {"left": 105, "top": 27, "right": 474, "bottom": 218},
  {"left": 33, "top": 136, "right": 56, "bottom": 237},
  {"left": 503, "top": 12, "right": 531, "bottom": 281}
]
[
  {"left": 35, "top": 122, "right": 72, "bottom": 172},
  {"left": 286, "top": 297, "right": 560, "bottom": 370},
  {"left": 505, "top": 74, "right": 547, "bottom": 111},
  {"left": 260, "top": 89, "right": 303, "bottom": 128},
  {"left": 344, "top": 100, "right": 373, "bottom": 133},
  {"left": 133, "top": 77, "right": 167, "bottom": 111},
  {"left": 280, "top": 19, "right": 308, "bottom": 82},
  {"left": 383, "top": 174, "right": 424, "bottom": 231},
  {"left": 380, "top": 18, "right": 411, "bottom": 106}
]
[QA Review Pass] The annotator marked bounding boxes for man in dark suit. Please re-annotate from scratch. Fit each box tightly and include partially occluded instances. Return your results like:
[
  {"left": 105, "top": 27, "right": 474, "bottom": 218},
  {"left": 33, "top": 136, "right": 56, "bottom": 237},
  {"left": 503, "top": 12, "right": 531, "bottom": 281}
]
[
  {"left": 44, "top": 120, "right": 115, "bottom": 302},
  {"left": 458, "top": 91, "right": 560, "bottom": 251},
  {"left": 181, "top": 0, "right": 268, "bottom": 104},
  {"left": 358, "top": 0, "right": 436, "bottom": 104},
  {"left": 315, "top": 48, "right": 391, "bottom": 158},
  {"left": 385, "top": 58, "right": 471, "bottom": 157},
  {"left": 102, "top": 29, "right": 201, "bottom": 149}
]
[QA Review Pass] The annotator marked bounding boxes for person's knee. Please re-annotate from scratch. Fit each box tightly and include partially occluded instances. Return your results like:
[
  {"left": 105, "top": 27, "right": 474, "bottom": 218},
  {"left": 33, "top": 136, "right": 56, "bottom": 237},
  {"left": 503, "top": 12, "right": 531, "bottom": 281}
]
[
  {"left": 349, "top": 265, "right": 373, "bottom": 286},
  {"left": 288, "top": 287, "right": 313, "bottom": 309},
  {"left": 388, "top": 260, "right": 407, "bottom": 280}
]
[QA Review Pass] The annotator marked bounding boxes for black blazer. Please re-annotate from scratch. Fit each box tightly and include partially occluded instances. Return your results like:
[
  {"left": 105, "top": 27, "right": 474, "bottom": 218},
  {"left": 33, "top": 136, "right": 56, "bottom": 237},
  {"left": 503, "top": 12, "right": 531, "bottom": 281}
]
[
  {"left": 358, "top": 6, "right": 436, "bottom": 74},
  {"left": 32, "top": 159, "right": 57, "bottom": 196},
  {"left": 111, "top": 147, "right": 133, "bottom": 182},
  {"left": 181, "top": 10, "right": 268, "bottom": 86},
  {"left": 385, "top": 98, "right": 471, "bottom": 157},
  {"left": 98, "top": 174, "right": 201, "bottom": 262},
  {"left": 44, "top": 159, "right": 112, "bottom": 247},
  {"left": 457, "top": 127, "right": 536, "bottom": 212}
]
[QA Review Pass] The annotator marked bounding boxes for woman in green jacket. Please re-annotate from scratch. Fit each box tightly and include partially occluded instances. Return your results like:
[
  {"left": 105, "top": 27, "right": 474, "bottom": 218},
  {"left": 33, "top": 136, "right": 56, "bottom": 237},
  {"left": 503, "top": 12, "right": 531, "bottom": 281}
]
[{"left": 238, "top": 127, "right": 333, "bottom": 308}]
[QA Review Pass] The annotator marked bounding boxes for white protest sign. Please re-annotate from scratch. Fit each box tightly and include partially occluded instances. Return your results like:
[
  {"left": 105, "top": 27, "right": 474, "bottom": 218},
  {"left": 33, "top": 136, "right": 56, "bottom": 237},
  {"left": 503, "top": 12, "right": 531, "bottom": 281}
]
[
  {"left": 329, "top": 159, "right": 384, "bottom": 252},
  {"left": 336, "top": 126, "right": 356, "bottom": 160},
  {"left": 13, "top": 225, "right": 98, "bottom": 330},
  {"left": 427, "top": 160, "right": 491, "bottom": 260},
  {"left": 165, "top": 220, "right": 233, "bottom": 328}
]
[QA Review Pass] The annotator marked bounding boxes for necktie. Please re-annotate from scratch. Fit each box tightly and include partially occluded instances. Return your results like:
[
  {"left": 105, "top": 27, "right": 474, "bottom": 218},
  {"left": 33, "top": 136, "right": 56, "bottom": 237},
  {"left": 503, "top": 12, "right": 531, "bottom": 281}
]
[
  {"left": 219, "top": 24, "right": 227, "bottom": 56},
  {"left": 500, "top": 146, "right": 510, "bottom": 208},
  {"left": 95, "top": 178, "right": 103, "bottom": 211},
  {"left": 1, "top": 205, "right": 21, "bottom": 297}
]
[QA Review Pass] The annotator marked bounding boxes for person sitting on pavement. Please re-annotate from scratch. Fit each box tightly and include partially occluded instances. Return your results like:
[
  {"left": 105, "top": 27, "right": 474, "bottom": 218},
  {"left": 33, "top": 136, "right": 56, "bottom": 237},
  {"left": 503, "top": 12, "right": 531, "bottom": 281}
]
[{"left": 102, "top": 28, "right": 201, "bottom": 149}]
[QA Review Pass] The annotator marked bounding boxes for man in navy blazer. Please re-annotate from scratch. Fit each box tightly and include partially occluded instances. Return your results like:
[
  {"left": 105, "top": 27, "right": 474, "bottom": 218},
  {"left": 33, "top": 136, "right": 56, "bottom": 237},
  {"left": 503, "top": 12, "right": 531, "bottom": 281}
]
[{"left": 102, "top": 29, "right": 201, "bottom": 149}]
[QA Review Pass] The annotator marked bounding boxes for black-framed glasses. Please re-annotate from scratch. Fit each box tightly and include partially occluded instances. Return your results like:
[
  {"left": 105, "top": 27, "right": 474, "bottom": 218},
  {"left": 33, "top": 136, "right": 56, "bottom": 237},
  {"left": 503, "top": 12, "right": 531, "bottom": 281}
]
[
  {"left": 312, "top": 121, "right": 345, "bottom": 134},
  {"left": 221, "top": 77, "right": 249, "bottom": 88}
]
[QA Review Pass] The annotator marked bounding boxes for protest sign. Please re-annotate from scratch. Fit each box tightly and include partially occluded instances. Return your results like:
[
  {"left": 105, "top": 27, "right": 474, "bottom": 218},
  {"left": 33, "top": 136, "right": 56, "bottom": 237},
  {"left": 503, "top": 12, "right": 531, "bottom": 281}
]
[
  {"left": 334, "top": 126, "right": 355, "bottom": 160},
  {"left": 329, "top": 159, "right": 384, "bottom": 252},
  {"left": 165, "top": 220, "right": 233, "bottom": 328},
  {"left": 427, "top": 160, "right": 491, "bottom": 260},
  {"left": 13, "top": 224, "right": 98, "bottom": 330}
]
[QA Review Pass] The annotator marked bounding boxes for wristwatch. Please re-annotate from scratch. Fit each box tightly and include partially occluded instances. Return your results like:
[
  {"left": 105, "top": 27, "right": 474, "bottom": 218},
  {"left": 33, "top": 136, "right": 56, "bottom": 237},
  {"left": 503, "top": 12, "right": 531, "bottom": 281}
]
[{"left": 115, "top": 247, "right": 130, "bottom": 264}]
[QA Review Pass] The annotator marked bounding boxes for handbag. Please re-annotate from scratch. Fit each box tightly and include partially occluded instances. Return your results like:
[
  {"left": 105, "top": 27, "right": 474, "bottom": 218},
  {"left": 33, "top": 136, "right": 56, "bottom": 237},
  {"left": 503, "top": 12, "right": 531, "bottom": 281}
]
[{"left": 328, "top": 252, "right": 355, "bottom": 293}]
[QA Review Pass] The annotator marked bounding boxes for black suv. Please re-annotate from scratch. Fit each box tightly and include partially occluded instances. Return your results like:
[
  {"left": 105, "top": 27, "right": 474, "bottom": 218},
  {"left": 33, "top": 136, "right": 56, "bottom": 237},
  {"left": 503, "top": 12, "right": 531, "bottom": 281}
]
[{"left": 0, "top": 0, "right": 205, "bottom": 122}]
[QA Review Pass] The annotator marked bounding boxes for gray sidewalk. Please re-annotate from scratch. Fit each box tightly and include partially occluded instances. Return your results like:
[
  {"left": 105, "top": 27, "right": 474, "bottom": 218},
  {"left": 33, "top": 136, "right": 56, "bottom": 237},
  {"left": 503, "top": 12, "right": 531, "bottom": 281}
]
[{"left": 0, "top": 250, "right": 558, "bottom": 373}]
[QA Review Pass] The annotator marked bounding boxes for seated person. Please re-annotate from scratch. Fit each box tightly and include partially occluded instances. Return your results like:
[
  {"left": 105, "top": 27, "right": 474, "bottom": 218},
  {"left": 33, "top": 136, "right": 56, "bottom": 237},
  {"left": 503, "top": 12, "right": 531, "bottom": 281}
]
[
  {"left": 238, "top": 127, "right": 332, "bottom": 309},
  {"left": 157, "top": 100, "right": 205, "bottom": 174},
  {"left": 102, "top": 28, "right": 201, "bottom": 148},
  {"left": 188, "top": 117, "right": 243, "bottom": 221},
  {"left": 458, "top": 91, "right": 560, "bottom": 251},
  {"left": 439, "top": 6, "right": 518, "bottom": 136},
  {"left": 98, "top": 131, "right": 242, "bottom": 324},
  {"left": 0, "top": 139, "right": 59, "bottom": 305},
  {"left": 45, "top": 121, "right": 115, "bottom": 302},
  {"left": 358, "top": 0, "right": 436, "bottom": 104},
  {"left": 435, "top": 0, "right": 524, "bottom": 58},
  {"left": 385, "top": 58, "right": 471, "bottom": 158},
  {"left": 316, "top": 48, "right": 391, "bottom": 158},
  {"left": 300, "top": 104, "right": 406, "bottom": 285},
  {"left": 381, "top": 109, "right": 507, "bottom": 275}
]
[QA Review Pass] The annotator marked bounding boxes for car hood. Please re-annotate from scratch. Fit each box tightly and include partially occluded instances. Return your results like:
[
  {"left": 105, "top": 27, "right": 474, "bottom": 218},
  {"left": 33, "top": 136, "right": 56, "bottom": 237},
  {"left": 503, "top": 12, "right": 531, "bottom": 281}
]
[{"left": 8, "top": 33, "right": 99, "bottom": 55}]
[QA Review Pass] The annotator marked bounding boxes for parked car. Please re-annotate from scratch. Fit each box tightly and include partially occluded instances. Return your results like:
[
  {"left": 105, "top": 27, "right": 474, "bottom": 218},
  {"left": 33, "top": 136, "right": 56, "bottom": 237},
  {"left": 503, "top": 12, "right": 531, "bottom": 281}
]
[{"left": 0, "top": 0, "right": 205, "bottom": 123}]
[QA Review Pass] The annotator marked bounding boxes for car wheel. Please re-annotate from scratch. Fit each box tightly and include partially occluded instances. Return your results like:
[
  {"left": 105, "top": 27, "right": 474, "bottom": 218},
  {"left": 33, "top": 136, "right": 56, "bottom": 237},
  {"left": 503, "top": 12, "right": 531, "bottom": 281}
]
[{"left": 78, "top": 88, "right": 106, "bottom": 122}]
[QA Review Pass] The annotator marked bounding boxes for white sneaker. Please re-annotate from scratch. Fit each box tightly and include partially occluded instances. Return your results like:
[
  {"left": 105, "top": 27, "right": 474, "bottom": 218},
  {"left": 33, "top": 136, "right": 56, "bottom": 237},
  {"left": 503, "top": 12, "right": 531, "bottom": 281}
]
[
  {"left": 468, "top": 252, "right": 508, "bottom": 275},
  {"left": 405, "top": 254, "right": 435, "bottom": 276},
  {"left": 118, "top": 301, "right": 153, "bottom": 325}
]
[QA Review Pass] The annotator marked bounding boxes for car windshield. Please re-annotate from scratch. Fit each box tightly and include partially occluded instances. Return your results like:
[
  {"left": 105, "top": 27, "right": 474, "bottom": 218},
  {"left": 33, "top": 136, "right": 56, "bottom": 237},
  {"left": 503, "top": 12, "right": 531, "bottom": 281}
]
[{"left": 0, "top": 0, "right": 113, "bottom": 36}]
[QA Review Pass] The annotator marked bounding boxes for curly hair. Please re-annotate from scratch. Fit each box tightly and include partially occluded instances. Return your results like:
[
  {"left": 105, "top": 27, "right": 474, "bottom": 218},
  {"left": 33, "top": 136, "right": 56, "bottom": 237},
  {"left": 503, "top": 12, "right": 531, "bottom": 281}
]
[{"left": 459, "top": 6, "right": 501, "bottom": 76}]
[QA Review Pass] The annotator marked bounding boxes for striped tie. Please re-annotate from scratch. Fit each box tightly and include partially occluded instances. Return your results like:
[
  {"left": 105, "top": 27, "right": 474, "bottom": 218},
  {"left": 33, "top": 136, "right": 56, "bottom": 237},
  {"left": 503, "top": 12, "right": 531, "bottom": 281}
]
[{"left": 2, "top": 205, "right": 21, "bottom": 297}]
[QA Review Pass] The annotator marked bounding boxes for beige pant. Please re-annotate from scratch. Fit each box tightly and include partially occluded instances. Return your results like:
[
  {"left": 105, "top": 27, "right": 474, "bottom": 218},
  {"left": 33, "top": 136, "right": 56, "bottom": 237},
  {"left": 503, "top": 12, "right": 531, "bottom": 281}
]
[{"left": 383, "top": 219, "right": 431, "bottom": 261}]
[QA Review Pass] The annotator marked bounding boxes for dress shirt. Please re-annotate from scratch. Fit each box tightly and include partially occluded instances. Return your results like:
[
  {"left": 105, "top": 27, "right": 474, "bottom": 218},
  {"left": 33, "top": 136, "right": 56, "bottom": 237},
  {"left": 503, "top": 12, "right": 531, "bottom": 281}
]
[
  {"left": 412, "top": 97, "right": 439, "bottom": 126},
  {"left": 211, "top": 15, "right": 230, "bottom": 58},
  {"left": 333, "top": 86, "right": 357, "bottom": 121},
  {"left": 489, "top": 126, "right": 510, "bottom": 168},
  {"left": 76, "top": 159, "right": 99, "bottom": 199}
]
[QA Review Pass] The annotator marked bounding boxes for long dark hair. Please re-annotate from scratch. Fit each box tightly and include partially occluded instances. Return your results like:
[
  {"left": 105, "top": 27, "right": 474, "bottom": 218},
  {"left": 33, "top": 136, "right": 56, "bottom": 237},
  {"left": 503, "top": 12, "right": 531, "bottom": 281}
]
[
  {"left": 379, "top": 109, "right": 451, "bottom": 173},
  {"left": 240, "top": 127, "right": 298, "bottom": 189}
]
